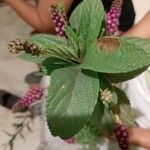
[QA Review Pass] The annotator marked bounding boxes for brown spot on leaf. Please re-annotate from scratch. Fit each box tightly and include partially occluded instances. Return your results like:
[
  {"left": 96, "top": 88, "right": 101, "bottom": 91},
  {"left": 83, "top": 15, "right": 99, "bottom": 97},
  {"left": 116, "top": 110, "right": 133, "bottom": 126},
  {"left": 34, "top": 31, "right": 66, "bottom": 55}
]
[{"left": 98, "top": 37, "right": 121, "bottom": 52}]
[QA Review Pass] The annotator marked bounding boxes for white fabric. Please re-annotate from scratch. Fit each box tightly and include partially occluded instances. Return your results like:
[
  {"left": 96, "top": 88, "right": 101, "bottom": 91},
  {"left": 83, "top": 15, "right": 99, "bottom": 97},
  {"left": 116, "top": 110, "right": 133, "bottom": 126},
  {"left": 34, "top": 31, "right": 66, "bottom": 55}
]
[
  {"left": 123, "top": 0, "right": 150, "bottom": 129},
  {"left": 122, "top": 70, "right": 150, "bottom": 129},
  {"left": 121, "top": 70, "right": 150, "bottom": 150}
]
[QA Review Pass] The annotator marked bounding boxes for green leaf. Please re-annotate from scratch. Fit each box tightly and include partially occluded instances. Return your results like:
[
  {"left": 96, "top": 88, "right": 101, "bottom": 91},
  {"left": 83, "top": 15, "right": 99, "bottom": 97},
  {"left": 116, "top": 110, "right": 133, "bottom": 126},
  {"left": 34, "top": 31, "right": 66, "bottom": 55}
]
[
  {"left": 69, "top": 1, "right": 82, "bottom": 31},
  {"left": 78, "top": 0, "right": 104, "bottom": 47},
  {"left": 18, "top": 53, "right": 48, "bottom": 63},
  {"left": 75, "top": 126, "right": 100, "bottom": 150},
  {"left": 29, "top": 34, "right": 80, "bottom": 63},
  {"left": 46, "top": 66, "right": 99, "bottom": 138},
  {"left": 41, "top": 57, "right": 72, "bottom": 75},
  {"left": 88, "top": 101, "right": 103, "bottom": 132},
  {"left": 115, "top": 88, "right": 136, "bottom": 126},
  {"left": 89, "top": 100, "right": 115, "bottom": 136},
  {"left": 99, "top": 103, "right": 116, "bottom": 135},
  {"left": 75, "top": 125, "right": 98, "bottom": 144},
  {"left": 75, "top": 109, "right": 103, "bottom": 150},
  {"left": 64, "top": 26, "right": 79, "bottom": 55},
  {"left": 82, "top": 37, "right": 150, "bottom": 73},
  {"left": 102, "top": 67, "right": 147, "bottom": 83},
  {"left": 29, "top": 34, "right": 68, "bottom": 47},
  {"left": 123, "top": 37, "right": 150, "bottom": 54},
  {"left": 69, "top": 0, "right": 104, "bottom": 56},
  {"left": 98, "top": 75, "right": 118, "bottom": 108}
]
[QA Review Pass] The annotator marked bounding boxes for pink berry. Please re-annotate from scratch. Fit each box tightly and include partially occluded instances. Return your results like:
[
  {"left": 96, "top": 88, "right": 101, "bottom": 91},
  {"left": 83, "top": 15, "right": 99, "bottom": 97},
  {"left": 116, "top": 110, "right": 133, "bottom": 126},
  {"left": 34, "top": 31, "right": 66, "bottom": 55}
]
[
  {"left": 55, "top": 27, "right": 60, "bottom": 33},
  {"left": 111, "top": 23, "right": 116, "bottom": 28},
  {"left": 50, "top": 4, "right": 67, "bottom": 37},
  {"left": 111, "top": 13, "right": 117, "bottom": 18},
  {"left": 59, "top": 31, "right": 65, "bottom": 37}
]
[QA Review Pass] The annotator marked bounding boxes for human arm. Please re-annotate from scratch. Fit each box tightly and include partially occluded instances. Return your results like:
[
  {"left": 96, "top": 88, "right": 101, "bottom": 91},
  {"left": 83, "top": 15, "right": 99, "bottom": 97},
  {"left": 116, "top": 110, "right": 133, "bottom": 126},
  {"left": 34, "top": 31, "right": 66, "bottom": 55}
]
[
  {"left": 128, "top": 127, "right": 150, "bottom": 149},
  {"left": 124, "top": 11, "right": 150, "bottom": 39},
  {"left": 5, "top": 0, "right": 73, "bottom": 33}
]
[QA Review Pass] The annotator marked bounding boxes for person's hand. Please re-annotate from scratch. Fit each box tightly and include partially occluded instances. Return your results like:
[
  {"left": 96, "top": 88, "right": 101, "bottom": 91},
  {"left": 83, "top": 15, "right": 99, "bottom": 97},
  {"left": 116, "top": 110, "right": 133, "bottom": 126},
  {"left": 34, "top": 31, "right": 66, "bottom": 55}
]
[
  {"left": 5, "top": 0, "right": 73, "bottom": 33},
  {"left": 128, "top": 127, "right": 150, "bottom": 149}
]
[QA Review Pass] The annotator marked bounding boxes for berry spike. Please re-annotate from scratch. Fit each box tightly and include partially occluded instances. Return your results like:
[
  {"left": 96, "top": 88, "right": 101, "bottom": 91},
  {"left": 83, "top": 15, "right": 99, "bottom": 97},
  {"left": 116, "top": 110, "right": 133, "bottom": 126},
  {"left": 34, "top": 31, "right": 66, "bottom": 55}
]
[
  {"left": 114, "top": 115, "right": 129, "bottom": 150},
  {"left": 114, "top": 123, "right": 129, "bottom": 150},
  {"left": 8, "top": 38, "right": 42, "bottom": 56},
  {"left": 50, "top": 3, "right": 68, "bottom": 37},
  {"left": 12, "top": 86, "right": 44, "bottom": 113},
  {"left": 106, "top": 0, "right": 123, "bottom": 35}
]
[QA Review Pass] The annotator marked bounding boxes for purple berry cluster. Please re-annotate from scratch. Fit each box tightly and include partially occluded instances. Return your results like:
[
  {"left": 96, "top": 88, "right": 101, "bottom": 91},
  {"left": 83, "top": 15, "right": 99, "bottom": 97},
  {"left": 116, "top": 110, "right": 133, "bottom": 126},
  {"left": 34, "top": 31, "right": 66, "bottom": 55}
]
[
  {"left": 12, "top": 86, "right": 44, "bottom": 112},
  {"left": 114, "top": 123, "right": 129, "bottom": 150},
  {"left": 106, "top": 0, "right": 123, "bottom": 35},
  {"left": 51, "top": 4, "right": 67, "bottom": 37}
]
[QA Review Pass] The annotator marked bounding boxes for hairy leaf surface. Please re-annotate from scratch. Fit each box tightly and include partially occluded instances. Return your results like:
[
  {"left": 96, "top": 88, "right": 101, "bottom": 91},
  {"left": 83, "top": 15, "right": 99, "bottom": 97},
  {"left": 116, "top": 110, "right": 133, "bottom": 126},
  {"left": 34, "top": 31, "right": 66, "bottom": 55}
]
[
  {"left": 46, "top": 66, "right": 99, "bottom": 138},
  {"left": 82, "top": 38, "right": 150, "bottom": 73}
]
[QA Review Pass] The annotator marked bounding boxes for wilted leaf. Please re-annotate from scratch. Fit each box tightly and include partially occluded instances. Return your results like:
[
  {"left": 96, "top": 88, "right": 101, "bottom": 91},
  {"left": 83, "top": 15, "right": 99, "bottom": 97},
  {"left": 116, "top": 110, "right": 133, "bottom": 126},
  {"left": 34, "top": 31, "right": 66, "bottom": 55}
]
[{"left": 98, "top": 37, "right": 121, "bottom": 52}]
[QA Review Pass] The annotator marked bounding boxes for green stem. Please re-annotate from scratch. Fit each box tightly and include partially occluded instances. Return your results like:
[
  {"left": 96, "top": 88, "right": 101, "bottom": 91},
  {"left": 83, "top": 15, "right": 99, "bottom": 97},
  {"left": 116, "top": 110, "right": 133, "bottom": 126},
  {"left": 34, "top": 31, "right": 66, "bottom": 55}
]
[{"left": 100, "top": 28, "right": 106, "bottom": 37}]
